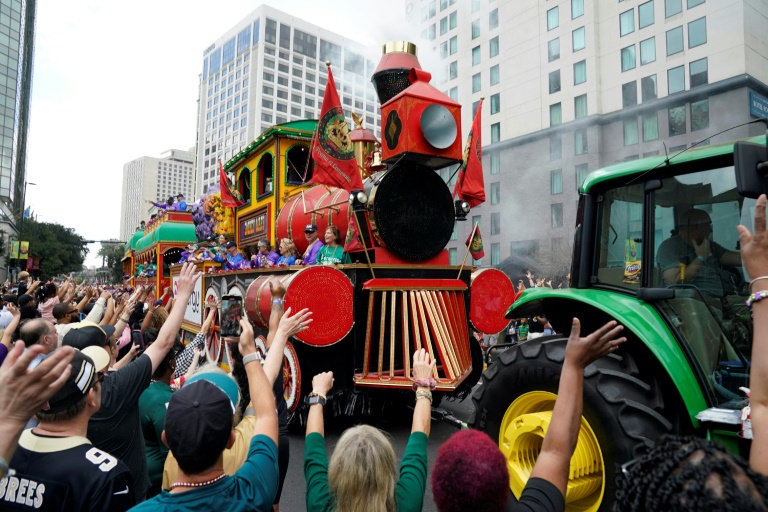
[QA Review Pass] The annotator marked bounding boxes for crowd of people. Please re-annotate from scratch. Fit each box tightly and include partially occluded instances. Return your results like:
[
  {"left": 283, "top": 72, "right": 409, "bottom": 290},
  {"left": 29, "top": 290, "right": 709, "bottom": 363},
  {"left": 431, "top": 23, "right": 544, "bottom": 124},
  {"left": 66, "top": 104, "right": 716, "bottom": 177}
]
[{"left": 1, "top": 196, "right": 768, "bottom": 511}]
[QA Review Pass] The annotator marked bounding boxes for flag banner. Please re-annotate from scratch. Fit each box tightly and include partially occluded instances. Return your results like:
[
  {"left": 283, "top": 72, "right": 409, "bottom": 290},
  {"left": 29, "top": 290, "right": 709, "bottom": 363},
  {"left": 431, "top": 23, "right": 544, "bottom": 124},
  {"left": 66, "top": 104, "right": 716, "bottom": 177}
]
[
  {"left": 23, "top": 206, "right": 30, "bottom": 219},
  {"left": 465, "top": 224, "right": 484, "bottom": 260},
  {"left": 311, "top": 65, "right": 364, "bottom": 192},
  {"left": 453, "top": 99, "right": 486, "bottom": 208},
  {"left": 344, "top": 211, "right": 362, "bottom": 252},
  {"left": 219, "top": 162, "right": 245, "bottom": 208},
  {"left": 10, "top": 241, "right": 18, "bottom": 259}
]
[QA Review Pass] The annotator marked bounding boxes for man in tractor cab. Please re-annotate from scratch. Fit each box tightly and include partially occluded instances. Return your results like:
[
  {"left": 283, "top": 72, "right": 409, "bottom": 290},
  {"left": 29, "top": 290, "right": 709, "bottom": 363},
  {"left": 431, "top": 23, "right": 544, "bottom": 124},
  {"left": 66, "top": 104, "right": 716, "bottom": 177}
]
[{"left": 657, "top": 208, "right": 742, "bottom": 297}]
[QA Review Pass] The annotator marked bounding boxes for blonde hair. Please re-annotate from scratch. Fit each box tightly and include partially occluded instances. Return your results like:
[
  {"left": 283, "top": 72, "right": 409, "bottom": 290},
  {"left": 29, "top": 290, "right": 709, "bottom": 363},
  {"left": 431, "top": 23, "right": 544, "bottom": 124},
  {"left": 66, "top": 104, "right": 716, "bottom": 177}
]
[
  {"left": 328, "top": 425, "right": 397, "bottom": 512},
  {"left": 149, "top": 308, "right": 168, "bottom": 330},
  {"left": 279, "top": 238, "right": 299, "bottom": 258}
]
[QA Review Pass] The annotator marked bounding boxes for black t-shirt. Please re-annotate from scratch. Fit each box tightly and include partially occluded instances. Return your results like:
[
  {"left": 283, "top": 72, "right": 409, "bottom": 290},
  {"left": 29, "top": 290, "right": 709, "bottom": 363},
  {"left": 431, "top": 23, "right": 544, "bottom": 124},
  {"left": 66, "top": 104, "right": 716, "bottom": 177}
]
[
  {"left": 4, "top": 430, "right": 135, "bottom": 512},
  {"left": 506, "top": 478, "right": 564, "bottom": 512},
  {"left": 87, "top": 354, "right": 152, "bottom": 501},
  {"left": 274, "top": 366, "right": 288, "bottom": 437}
]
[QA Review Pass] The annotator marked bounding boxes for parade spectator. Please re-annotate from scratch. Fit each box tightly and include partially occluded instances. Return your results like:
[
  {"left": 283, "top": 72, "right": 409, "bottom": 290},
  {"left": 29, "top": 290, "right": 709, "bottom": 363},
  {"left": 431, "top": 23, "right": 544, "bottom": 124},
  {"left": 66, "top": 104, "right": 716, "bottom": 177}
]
[
  {"left": 251, "top": 239, "right": 280, "bottom": 269},
  {"left": 176, "top": 193, "right": 187, "bottom": 212},
  {"left": 19, "top": 318, "right": 58, "bottom": 354},
  {"left": 53, "top": 288, "right": 111, "bottom": 338},
  {"left": 316, "top": 226, "right": 351, "bottom": 265},
  {"left": 0, "top": 293, "right": 15, "bottom": 328},
  {"left": 304, "top": 349, "right": 434, "bottom": 512},
  {"left": 276, "top": 238, "right": 299, "bottom": 266},
  {"left": 38, "top": 280, "right": 69, "bottom": 320},
  {"left": 0, "top": 303, "right": 19, "bottom": 365},
  {"left": 18, "top": 294, "right": 39, "bottom": 320},
  {"left": 517, "top": 317, "right": 529, "bottom": 342},
  {"left": 133, "top": 317, "right": 281, "bottom": 512},
  {"left": 172, "top": 297, "right": 217, "bottom": 383},
  {"left": 296, "top": 224, "right": 324, "bottom": 265},
  {"left": 4, "top": 344, "right": 136, "bottom": 512},
  {"left": 433, "top": 319, "right": 625, "bottom": 512}
]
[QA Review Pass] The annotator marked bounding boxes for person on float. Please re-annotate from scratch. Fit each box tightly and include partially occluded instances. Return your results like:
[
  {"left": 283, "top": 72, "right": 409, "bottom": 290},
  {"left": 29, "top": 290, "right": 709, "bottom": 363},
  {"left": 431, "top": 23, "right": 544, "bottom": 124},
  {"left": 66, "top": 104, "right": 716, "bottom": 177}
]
[
  {"left": 175, "top": 193, "right": 187, "bottom": 212},
  {"left": 251, "top": 239, "right": 280, "bottom": 269},
  {"left": 210, "top": 241, "right": 247, "bottom": 270},
  {"left": 147, "top": 196, "right": 177, "bottom": 212},
  {"left": 315, "top": 226, "right": 352, "bottom": 266},
  {"left": 296, "top": 224, "right": 324, "bottom": 265},
  {"left": 276, "top": 238, "right": 299, "bottom": 266}
]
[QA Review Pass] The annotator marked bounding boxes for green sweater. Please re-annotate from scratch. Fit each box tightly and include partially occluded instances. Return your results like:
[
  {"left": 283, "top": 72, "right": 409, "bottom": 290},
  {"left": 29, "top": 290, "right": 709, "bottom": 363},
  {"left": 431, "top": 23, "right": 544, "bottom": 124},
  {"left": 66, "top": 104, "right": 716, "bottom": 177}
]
[{"left": 304, "top": 431, "right": 428, "bottom": 512}]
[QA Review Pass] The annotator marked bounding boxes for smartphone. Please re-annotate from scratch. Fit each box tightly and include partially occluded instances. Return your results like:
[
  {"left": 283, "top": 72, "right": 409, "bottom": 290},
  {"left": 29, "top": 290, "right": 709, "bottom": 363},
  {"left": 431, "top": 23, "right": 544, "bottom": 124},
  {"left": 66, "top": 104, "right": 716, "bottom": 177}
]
[
  {"left": 131, "top": 329, "right": 145, "bottom": 353},
  {"left": 219, "top": 295, "right": 243, "bottom": 338}
]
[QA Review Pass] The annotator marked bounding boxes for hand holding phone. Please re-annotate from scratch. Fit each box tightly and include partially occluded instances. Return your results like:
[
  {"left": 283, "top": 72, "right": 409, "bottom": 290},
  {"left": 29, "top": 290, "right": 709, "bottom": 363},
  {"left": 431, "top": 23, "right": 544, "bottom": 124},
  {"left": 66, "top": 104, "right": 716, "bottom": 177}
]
[{"left": 220, "top": 295, "right": 244, "bottom": 338}]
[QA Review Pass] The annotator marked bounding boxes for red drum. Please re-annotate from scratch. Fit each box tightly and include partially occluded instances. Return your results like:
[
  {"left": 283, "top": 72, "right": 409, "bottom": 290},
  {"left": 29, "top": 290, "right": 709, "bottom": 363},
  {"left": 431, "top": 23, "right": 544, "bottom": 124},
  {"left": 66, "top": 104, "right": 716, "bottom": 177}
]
[
  {"left": 245, "top": 266, "right": 355, "bottom": 346},
  {"left": 469, "top": 268, "right": 515, "bottom": 334},
  {"left": 276, "top": 185, "right": 349, "bottom": 254}
]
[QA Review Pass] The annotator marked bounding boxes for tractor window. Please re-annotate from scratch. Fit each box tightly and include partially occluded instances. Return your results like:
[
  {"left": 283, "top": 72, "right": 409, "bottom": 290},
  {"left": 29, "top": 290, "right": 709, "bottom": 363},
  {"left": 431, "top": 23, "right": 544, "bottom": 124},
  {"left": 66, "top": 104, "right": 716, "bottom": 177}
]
[{"left": 594, "top": 183, "right": 644, "bottom": 289}]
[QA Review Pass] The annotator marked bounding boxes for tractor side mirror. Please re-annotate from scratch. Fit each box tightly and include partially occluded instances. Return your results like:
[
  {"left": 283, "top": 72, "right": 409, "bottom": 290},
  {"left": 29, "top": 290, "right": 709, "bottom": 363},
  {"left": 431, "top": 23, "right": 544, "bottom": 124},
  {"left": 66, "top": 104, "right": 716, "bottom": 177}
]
[{"left": 734, "top": 136, "right": 768, "bottom": 199}]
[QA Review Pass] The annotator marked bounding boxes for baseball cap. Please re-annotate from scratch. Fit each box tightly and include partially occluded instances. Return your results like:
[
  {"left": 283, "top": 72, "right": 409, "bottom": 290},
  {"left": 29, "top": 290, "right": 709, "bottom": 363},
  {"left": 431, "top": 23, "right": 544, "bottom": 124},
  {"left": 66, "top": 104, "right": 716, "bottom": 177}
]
[
  {"left": 225, "top": 241, "right": 237, "bottom": 249},
  {"left": 164, "top": 379, "right": 235, "bottom": 462},
  {"left": 18, "top": 294, "right": 35, "bottom": 307},
  {"left": 62, "top": 321, "right": 116, "bottom": 350},
  {"left": 39, "top": 346, "right": 110, "bottom": 414},
  {"left": 304, "top": 224, "right": 318, "bottom": 233}
]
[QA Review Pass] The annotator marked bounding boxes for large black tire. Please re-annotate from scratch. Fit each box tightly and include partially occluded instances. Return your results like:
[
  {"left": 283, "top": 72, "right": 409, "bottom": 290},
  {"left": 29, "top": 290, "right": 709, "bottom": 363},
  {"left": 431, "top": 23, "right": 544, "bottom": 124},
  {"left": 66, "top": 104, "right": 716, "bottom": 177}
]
[{"left": 469, "top": 336, "right": 680, "bottom": 511}]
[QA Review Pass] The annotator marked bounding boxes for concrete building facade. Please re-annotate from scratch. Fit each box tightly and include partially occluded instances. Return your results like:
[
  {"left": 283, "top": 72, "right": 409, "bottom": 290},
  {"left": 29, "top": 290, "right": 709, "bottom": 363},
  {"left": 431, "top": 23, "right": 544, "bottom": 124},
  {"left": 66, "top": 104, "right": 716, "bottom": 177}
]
[
  {"left": 195, "top": 5, "right": 381, "bottom": 197},
  {"left": 119, "top": 148, "right": 194, "bottom": 241},
  {"left": 411, "top": 0, "right": 768, "bottom": 274}
]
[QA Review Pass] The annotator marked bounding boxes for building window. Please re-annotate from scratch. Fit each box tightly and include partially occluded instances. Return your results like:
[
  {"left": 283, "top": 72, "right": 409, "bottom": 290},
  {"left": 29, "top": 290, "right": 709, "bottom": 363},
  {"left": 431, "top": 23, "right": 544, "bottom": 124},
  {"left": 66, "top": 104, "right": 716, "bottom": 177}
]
[
  {"left": 491, "top": 123, "right": 500, "bottom": 142},
  {"left": 572, "top": 27, "right": 585, "bottom": 51},
  {"left": 688, "top": 17, "right": 707, "bottom": 48},
  {"left": 450, "top": 61, "right": 458, "bottom": 80},
  {"left": 572, "top": 0, "right": 584, "bottom": 19},
  {"left": 491, "top": 182, "right": 500, "bottom": 204},
  {"left": 688, "top": 0, "right": 705, "bottom": 7},
  {"left": 491, "top": 212, "right": 501, "bottom": 235},
  {"left": 574, "top": 94, "right": 587, "bottom": 118},
  {"left": 449, "top": 87, "right": 458, "bottom": 100},
  {"left": 490, "top": 64, "right": 500, "bottom": 85},
  {"left": 573, "top": 60, "right": 586, "bottom": 84},
  {"left": 640, "top": 37, "right": 656, "bottom": 65},
  {"left": 440, "top": 41, "right": 448, "bottom": 58},
  {"left": 668, "top": 65, "right": 685, "bottom": 94},
  {"left": 551, "top": 169, "right": 563, "bottom": 194},
  {"left": 622, "top": 81, "right": 637, "bottom": 107},
  {"left": 491, "top": 244, "right": 501, "bottom": 266},
  {"left": 575, "top": 129, "right": 587, "bottom": 155},
  {"left": 690, "top": 58, "right": 708, "bottom": 87},
  {"left": 473, "top": 73, "right": 482, "bottom": 93},
  {"left": 490, "top": 153, "right": 500, "bottom": 174},
  {"left": 620, "top": 9, "right": 634, "bottom": 36},
  {"left": 547, "top": 7, "right": 559, "bottom": 30},
  {"left": 472, "top": 215, "right": 482, "bottom": 231},
  {"left": 666, "top": 26, "right": 683, "bottom": 56},
  {"left": 489, "top": 36, "right": 499, "bottom": 58},
  {"left": 550, "top": 103, "right": 562, "bottom": 126},
  {"left": 643, "top": 112, "right": 659, "bottom": 141},
  {"left": 511, "top": 240, "right": 539, "bottom": 260},
  {"left": 449, "top": 11, "right": 457, "bottom": 29},
  {"left": 471, "top": 19, "right": 481, "bottom": 39},
  {"left": 669, "top": 104, "right": 687, "bottom": 136},
  {"left": 489, "top": 9, "right": 499, "bottom": 29},
  {"left": 549, "top": 70, "right": 561, "bottom": 93},
  {"left": 575, "top": 163, "right": 588, "bottom": 190},
  {"left": 624, "top": 118, "right": 639, "bottom": 145},
  {"left": 665, "top": 0, "right": 682, "bottom": 17},
  {"left": 471, "top": 0, "right": 480, "bottom": 12},
  {"left": 440, "top": 16, "right": 448, "bottom": 35},
  {"left": 550, "top": 135, "right": 562, "bottom": 161},
  {"left": 490, "top": 93, "right": 501, "bottom": 114},
  {"left": 691, "top": 98, "right": 709, "bottom": 131},
  {"left": 472, "top": 46, "right": 481, "bottom": 66},
  {"left": 639, "top": 0, "right": 655, "bottom": 28},
  {"left": 449, "top": 248, "right": 457, "bottom": 265},
  {"left": 548, "top": 38, "right": 560, "bottom": 62},
  {"left": 642, "top": 74, "right": 657, "bottom": 101},
  {"left": 551, "top": 203, "right": 563, "bottom": 228},
  {"left": 621, "top": 45, "right": 636, "bottom": 71}
]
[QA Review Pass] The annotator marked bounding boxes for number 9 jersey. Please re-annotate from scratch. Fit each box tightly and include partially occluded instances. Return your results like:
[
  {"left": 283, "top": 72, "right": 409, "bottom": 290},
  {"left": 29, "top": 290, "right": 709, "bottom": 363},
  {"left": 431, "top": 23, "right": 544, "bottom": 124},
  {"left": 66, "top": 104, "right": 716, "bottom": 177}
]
[{"left": 1, "top": 430, "right": 134, "bottom": 512}]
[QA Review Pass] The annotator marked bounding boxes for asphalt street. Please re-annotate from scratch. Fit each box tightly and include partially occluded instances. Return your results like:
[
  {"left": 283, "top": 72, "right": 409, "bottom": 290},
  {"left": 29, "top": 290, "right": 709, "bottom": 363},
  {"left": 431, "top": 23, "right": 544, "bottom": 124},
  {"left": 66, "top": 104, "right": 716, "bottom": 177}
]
[{"left": 277, "top": 387, "right": 477, "bottom": 512}]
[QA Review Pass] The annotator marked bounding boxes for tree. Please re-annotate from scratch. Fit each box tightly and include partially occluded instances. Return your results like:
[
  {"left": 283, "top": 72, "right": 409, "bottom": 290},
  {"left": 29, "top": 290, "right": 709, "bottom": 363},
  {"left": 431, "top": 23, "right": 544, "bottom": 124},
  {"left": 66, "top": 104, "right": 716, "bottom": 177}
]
[
  {"left": 97, "top": 242, "right": 126, "bottom": 284},
  {"left": 14, "top": 218, "right": 89, "bottom": 278}
]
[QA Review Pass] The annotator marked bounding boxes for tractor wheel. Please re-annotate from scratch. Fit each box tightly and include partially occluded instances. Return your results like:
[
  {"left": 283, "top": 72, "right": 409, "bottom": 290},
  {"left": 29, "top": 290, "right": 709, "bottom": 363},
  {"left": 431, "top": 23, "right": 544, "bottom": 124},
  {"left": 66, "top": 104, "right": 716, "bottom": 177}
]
[
  {"left": 456, "top": 338, "right": 485, "bottom": 397},
  {"left": 470, "top": 336, "right": 677, "bottom": 512}
]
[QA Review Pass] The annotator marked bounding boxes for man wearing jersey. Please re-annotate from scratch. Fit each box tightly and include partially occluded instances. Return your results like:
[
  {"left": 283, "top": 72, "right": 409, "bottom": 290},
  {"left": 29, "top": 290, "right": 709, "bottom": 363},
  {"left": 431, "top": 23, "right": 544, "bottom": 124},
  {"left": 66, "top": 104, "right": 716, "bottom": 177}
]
[{"left": 2, "top": 346, "right": 135, "bottom": 511}]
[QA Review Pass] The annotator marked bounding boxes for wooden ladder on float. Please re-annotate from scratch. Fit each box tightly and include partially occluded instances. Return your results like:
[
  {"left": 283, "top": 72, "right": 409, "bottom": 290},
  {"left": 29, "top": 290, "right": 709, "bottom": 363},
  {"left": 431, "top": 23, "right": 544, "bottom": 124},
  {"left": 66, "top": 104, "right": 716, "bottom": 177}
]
[{"left": 355, "top": 279, "right": 472, "bottom": 390}]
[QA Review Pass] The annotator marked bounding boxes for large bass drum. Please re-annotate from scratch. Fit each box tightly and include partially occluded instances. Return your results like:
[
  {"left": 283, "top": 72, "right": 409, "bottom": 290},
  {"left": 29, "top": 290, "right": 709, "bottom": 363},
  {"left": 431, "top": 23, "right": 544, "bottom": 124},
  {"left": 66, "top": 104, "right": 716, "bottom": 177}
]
[
  {"left": 276, "top": 186, "right": 349, "bottom": 255},
  {"left": 367, "top": 165, "right": 454, "bottom": 261}
]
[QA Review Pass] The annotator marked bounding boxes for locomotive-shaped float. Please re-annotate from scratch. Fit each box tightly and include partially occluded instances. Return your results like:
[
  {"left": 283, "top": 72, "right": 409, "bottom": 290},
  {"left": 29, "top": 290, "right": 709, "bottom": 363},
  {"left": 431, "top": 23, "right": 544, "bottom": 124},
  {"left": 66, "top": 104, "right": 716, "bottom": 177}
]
[{"left": 168, "top": 41, "right": 515, "bottom": 417}]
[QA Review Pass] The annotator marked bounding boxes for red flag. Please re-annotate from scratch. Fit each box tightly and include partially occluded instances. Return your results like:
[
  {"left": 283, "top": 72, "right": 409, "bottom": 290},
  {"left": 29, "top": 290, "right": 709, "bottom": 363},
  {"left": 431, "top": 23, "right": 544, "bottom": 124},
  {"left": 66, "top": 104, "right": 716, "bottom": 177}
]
[
  {"left": 465, "top": 223, "right": 484, "bottom": 260},
  {"left": 219, "top": 162, "right": 245, "bottom": 207},
  {"left": 344, "top": 213, "right": 362, "bottom": 252},
  {"left": 310, "top": 65, "right": 364, "bottom": 192},
  {"left": 453, "top": 99, "right": 485, "bottom": 208}
]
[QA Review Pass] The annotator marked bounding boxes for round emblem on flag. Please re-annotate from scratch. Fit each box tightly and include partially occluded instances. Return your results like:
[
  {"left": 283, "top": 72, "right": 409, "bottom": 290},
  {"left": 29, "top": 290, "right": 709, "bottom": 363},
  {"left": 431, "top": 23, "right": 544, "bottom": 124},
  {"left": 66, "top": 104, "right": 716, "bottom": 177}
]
[{"left": 318, "top": 106, "right": 354, "bottom": 160}]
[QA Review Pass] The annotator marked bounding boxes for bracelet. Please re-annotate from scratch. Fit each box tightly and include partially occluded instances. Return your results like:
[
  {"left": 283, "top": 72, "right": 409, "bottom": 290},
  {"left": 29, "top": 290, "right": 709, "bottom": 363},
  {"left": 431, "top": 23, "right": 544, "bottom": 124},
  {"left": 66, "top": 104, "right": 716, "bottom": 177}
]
[
  {"left": 750, "top": 276, "right": 768, "bottom": 293},
  {"left": 746, "top": 291, "right": 768, "bottom": 307},
  {"left": 272, "top": 298, "right": 284, "bottom": 304},
  {"left": 415, "top": 390, "right": 432, "bottom": 404},
  {"left": 242, "top": 352, "right": 262, "bottom": 366},
  {"left": 412, "top": 378, "right": 436, "bottom": 391}
]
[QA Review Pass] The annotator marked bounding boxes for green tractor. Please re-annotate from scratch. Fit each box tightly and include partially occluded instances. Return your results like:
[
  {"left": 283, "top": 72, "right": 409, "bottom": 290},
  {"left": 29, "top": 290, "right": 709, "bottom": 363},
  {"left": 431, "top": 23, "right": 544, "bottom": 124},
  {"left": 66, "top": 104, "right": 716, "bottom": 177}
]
[{"left": 471, "top": 134, "right": 768, "bottom": 511}]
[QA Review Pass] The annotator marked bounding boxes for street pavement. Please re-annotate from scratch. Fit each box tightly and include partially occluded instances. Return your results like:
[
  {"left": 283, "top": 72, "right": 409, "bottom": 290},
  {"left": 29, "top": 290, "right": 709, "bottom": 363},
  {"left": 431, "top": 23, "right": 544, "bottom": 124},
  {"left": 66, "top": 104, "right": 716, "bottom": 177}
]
[{"left": 278, "top": 387, "right": 477, "bottom": 512}]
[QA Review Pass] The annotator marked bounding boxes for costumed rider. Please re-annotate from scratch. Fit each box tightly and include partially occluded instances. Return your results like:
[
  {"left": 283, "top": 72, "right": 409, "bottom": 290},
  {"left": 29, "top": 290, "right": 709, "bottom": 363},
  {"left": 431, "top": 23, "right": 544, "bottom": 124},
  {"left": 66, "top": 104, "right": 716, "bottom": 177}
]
[{"left": 296, "top": 224, "right": 324, "bottom": 265}]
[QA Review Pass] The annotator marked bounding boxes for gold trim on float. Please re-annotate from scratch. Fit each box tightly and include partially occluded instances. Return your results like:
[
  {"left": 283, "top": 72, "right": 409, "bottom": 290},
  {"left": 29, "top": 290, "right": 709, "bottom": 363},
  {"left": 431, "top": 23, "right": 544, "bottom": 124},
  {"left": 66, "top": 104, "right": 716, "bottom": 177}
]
[
  {"left": 389, "top": 291, "right": 396, "bottom": 378},
  {"left": 409, "top": 291, "right": 422, "bottom": 353},
  {"left": 378, "top": 291, "right": 387, "bottom": 377},
  {"left": 382, "top": 40, "right": 417, "bottom": 56},
  {"left": 401, "top": 291, "right": 410, "bottom": 379},
  {"left": 363, "top": 291, "right": 375, "bottom": 377}
]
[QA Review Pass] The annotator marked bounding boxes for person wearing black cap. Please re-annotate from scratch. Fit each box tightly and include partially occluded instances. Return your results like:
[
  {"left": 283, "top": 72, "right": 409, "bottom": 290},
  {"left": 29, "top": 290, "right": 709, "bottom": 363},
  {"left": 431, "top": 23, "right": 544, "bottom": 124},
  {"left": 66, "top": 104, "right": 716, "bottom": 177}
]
[
  {"left": 211, "top": 241, "right": 247, "bottom": 270},
  {"left": 296, "top": 224, "right": 324, "bottom": 265},
  {"left": 64, "top": 262, "right": 202, "bottom": 502},
  {"left": 2, "top": 345, "right": 136, "bottom": 512},
  {"left": 176, "top": 193, "right": 187, "bottom": 212}
]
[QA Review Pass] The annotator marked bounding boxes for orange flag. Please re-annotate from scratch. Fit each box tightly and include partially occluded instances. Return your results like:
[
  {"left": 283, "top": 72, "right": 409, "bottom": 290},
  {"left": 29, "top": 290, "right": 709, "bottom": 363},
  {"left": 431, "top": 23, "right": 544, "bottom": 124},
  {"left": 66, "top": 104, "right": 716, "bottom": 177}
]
[
  {"left": 453, "top": 99, "right": 485, "bottom": 208},
  {"left": 219, "top": 162, "right": 245, "bottom": 208}
]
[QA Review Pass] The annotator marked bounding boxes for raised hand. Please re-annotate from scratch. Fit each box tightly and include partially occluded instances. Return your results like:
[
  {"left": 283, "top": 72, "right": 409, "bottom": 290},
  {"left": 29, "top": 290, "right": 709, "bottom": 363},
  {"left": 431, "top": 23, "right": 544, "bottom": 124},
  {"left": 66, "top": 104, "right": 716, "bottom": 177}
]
[
  {"left": 564, "top": 318, "right": 626, "bottom": 369},
  {"left": 276, "top": 307, "right": 313, "bottom": 338},
  {"left": 738, "top": 194, "right": 768, "bottom": 282},
  {"left": 237, "top": 317, "right": 255, "bottom": 357},
  {"left": 312, "top": 371, "right": 334, "bottom": 397},
  {"left": 412, "top": 348, "right": 436, "bottom": 381}
]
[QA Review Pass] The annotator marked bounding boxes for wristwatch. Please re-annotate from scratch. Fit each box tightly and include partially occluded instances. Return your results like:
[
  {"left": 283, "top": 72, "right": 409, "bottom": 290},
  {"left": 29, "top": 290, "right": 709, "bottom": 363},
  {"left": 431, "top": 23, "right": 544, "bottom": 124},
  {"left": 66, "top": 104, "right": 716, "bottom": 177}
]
[
  {"left": 305, "top": 392, "right": 327, "bottom": 407},
  {"left": 242, "top": 352, "right": 263, "bottom": 366}
]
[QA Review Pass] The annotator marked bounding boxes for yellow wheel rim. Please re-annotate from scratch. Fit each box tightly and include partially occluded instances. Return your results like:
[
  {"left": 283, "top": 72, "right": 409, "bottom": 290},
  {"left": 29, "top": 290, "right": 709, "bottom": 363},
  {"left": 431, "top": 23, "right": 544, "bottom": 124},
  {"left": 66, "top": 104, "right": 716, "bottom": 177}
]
[{"left": 499, "top": 391, "right": 605, "bottom": 512}]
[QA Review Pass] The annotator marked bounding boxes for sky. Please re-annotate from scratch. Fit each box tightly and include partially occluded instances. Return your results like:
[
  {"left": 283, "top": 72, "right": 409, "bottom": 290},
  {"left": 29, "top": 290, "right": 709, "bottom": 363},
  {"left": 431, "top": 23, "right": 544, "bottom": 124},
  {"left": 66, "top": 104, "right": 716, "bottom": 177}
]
[{"left": 26, "top": 0, "right": 415, "bottom": 267}]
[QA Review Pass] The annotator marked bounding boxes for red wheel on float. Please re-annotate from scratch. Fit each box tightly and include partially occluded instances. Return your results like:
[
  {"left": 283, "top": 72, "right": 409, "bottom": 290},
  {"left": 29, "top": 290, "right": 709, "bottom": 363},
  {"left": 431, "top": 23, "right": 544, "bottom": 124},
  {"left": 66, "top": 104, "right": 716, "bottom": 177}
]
[
  {"left": 469, "top": 268, "right": 515, "bottom": 334},
  {"left": 204, "top": 286, "right": 222, "bottom": 364},
  {"left": 282, "top": 340, "right": 301, "bottom": 414}
]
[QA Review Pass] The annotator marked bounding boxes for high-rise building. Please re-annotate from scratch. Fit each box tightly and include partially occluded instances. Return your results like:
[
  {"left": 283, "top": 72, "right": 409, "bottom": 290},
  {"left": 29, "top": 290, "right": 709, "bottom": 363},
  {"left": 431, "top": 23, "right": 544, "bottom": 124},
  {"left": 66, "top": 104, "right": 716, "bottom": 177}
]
[
  {"left": 0, "top": 0, "right": 35, "bottom": 281},
  {"left": 195, "top": 5, "right": 380, "bottom": 197},
  {"left": 412, "top": 0, "right": 768, "bottom": 272},
  {"left": 119, "top": 148, "right": 195, "bottom": 241}
]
